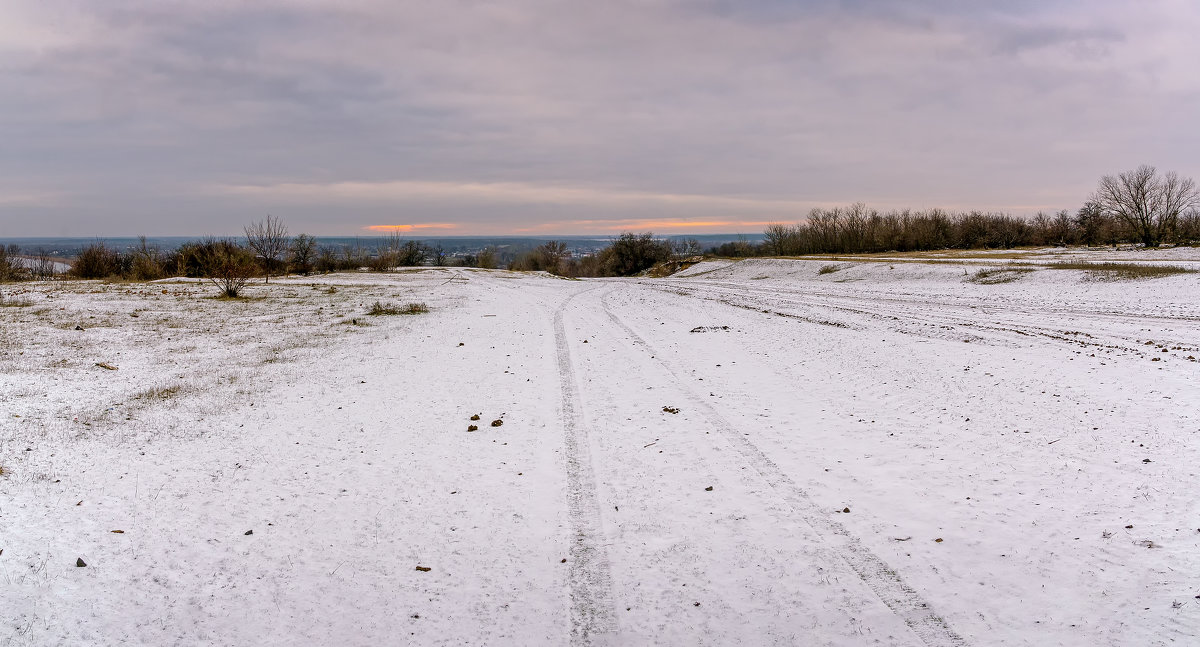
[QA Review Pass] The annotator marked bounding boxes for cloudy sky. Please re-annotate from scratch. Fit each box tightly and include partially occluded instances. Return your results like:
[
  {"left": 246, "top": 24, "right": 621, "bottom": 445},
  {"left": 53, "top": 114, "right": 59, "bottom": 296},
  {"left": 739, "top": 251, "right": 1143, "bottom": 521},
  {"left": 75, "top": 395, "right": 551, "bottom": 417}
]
[{"left": 2, "top": 0, "right": 1198, "bottom": 236}]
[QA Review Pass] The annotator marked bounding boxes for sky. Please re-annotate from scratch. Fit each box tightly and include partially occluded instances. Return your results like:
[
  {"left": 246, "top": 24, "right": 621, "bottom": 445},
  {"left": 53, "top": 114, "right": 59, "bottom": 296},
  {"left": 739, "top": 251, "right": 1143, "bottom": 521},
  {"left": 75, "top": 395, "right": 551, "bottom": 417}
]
[{"left": 2, "top": 0, "right": 1198, "bottom": 237}]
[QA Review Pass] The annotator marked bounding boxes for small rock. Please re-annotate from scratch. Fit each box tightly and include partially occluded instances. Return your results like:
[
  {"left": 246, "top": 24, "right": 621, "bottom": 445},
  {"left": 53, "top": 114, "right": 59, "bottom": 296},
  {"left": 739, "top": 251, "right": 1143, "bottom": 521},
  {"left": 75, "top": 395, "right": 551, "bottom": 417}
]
[
  {"left": 561, "top": 558, "right": 567, "bottom": 563},
  {"left": 1142, "top": 458, "right": 1152, "bottom": 463},
  {"left": 693, "top": 602, "right": 700, "bottom": 607},
  {"left": 75, "top": 325, "right": 84, "bottom": 331},
  {"left": 490, "top": 419, "right": 503, "bottom": 427},
  {"left": 76, "top": 558, "right": 87, "bottom": 567},
  {"left": 934, "top": 538, "right": 944, "bottom": 543},
  {"left": 470, "top": 414, "right": 480, "bottom": 421},
  {"left": 467, "top": 425, "right": 478, "bottom": 432},
  {"left": 842, "top": 507, "right": 850, "bottom": 514},
  {"left": 110, "top": 530, "right": 124, "bottom": 534},
  {"left": 415, "top": 565, "right": 431, "bottom": 572},
  {"left": 704, "top": 486, "right": 713, "bottom": 492},
  {"left": 1125, "top": 524, "right": 1134, "bottom": 529},
  {"left": 458, "top": 342, "right": 464, "bottom": 346},
  {"left": 244, "top": 530, "right": 253, "bottom": 536},
  {"left": 583, "top": 340, "right": 588, "bottom": 343}
]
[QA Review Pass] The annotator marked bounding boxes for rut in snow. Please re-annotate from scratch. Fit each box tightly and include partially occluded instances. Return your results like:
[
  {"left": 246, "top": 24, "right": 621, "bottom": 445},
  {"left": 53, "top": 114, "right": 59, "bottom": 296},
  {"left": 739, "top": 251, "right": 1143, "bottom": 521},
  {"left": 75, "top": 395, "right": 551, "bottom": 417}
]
[
  {"left": 553, "top": 291, "right": 618, "bottom": 645},
  {"left": 600, "top": 288, "right": 968, "bottom": 647}
]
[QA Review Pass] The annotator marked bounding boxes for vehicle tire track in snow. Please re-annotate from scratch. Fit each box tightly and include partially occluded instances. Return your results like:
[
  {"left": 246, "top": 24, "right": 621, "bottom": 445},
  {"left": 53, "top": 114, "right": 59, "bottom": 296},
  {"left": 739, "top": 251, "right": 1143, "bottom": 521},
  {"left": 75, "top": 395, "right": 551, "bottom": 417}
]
[
  {"left": 554, "top": 288, "right": 618, "bottom": 645},
  {"left": 598, "top": 287, "right": 968, "bottom": 647}
]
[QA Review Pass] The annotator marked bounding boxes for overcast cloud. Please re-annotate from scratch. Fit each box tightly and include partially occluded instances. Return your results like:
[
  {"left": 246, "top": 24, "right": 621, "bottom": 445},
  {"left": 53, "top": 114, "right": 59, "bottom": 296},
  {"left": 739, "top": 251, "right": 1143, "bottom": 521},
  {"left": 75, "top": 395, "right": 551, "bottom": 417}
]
[{"left": 2, "top": 0, "right": 1198, "bottom": 236}]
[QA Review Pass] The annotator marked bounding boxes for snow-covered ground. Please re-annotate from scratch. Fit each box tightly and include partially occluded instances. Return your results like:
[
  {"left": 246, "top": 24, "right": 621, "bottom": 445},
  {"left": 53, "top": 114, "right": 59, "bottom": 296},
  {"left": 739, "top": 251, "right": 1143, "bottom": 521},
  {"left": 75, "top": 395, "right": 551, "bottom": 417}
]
[{"left": 2, "top": 251, "right": 1199, "bottom": 646}]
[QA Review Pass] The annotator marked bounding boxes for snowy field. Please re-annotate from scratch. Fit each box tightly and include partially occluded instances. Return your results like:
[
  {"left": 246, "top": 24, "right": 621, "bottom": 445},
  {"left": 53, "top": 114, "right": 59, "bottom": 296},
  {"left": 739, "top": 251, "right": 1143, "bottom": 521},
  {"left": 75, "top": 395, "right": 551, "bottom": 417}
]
[{"left": 2, "top": 249, "right": 1199, "bottom": 646}]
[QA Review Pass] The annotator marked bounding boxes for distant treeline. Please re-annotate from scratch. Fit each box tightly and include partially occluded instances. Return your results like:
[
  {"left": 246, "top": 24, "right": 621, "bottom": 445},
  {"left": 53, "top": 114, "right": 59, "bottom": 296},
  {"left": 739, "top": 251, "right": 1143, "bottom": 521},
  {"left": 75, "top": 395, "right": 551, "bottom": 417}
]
[
  {"left": 717, "top": 203, "right": 1200, "bottom": 258},
  {"left": 0, "top": 231, "right": 701, "bottom": 282},
  {"left": 4, "top": 183, "right": 1198, "bottom": 285}
]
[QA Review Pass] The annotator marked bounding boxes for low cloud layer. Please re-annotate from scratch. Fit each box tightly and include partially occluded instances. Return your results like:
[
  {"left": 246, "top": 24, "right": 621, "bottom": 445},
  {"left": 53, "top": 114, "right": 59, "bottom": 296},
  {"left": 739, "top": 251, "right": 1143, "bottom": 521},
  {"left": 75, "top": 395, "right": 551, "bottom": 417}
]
[{"left": 2, "top": 0, "right": 1198, "bottom": 236}]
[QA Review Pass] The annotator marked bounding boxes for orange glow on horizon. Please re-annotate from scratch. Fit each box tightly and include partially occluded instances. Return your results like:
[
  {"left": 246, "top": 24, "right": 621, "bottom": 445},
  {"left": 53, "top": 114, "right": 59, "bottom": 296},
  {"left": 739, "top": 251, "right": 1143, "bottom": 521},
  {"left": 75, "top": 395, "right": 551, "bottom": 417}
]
[
  {"left": 511, "top": 219, "right": 778, "bottom": 234},
  {"left": 364, "top": 223, "right": 460, "bottom": 232}
]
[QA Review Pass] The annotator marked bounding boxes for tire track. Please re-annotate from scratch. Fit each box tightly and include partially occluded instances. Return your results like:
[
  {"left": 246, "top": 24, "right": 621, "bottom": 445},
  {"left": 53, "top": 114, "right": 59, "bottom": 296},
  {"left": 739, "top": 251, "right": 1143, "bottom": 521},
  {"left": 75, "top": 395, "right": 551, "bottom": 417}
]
[
  {"left": 598, "top": 287, "right": 968, "bottom": 647},
  {"left": 553, "top": 289, "right": 617, "bottom": 645}
]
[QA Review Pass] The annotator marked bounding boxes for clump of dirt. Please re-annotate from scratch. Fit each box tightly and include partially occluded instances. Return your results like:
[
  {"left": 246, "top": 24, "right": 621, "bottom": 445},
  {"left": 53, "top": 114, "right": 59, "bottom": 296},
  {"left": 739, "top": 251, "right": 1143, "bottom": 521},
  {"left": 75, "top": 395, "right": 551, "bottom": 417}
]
[{"left": 689, "top": 326, "right": 730, "bottom": 333}]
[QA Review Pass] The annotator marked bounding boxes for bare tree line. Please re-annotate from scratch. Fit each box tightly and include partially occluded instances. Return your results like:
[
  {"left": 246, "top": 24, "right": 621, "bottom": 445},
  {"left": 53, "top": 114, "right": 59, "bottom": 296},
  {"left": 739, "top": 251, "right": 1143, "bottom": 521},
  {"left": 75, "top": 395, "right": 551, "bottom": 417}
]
[{"left": 746, "top": 166, "right": 1199, "bottom": 257}]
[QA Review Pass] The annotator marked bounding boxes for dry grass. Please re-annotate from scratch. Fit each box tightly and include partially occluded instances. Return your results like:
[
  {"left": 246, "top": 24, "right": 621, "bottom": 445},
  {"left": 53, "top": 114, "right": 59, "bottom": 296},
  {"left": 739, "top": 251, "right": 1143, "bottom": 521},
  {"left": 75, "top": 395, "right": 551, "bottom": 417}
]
[
  {"left": 817, "top": 264, "right": 841, "bottom": 275},
  {"left": 368, "top": 301, "right": 430, "bottom": 315},
  {"left": 1045, "top": 262, "right": 1196, "bottom": 280},
  {"left": 132, "top": 384, "right": 185, "bottom": 401},
  {"left": 969, "top": 267, "right": 1036, "bottom": 284},
  {"left": 0, "top": 294, "right": 33, "bottom": 307}
]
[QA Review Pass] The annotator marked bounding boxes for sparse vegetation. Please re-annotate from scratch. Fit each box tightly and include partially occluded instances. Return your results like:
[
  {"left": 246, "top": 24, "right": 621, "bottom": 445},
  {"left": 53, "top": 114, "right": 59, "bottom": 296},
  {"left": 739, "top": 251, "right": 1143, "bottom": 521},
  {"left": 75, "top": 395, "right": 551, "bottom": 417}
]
[
  {"left": 368, "top": 301, "right": 429, "bottom": 315},
  {"left": 1045, "top": 262, "right": 1195, "bottom": 280},
  {"left": 818, "top": 264, "right": 840, "bottom": 275},
  {"left": 969, "top": 267, "right": 1035, "bottom": 284},
  {"left": 0, "top": 292, "right": 33, "bottom": 307},
  {"left": 132, "top": 384, "right": 184, "bottom": 401}
]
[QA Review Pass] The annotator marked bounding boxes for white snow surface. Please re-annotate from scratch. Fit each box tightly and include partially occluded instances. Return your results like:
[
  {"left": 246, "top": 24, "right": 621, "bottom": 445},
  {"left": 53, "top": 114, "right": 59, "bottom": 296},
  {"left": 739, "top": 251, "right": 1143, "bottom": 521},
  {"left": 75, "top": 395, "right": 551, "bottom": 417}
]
[{"left": 2, "top": 253, "right": 1199, "bottom": 646}]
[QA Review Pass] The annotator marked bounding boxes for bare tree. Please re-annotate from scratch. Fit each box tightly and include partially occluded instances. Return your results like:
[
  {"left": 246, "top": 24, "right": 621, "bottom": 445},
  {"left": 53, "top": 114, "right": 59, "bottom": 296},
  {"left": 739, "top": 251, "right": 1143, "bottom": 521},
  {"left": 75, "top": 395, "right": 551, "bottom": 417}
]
[
  {"left": 1094, "top": 165, "right": 1199, "bottom": 247},
  {"left": 290, "top": 234, "right": 317, "bottom": 275},
  {"left": 397, "top": 240, "right": 428, "bottom": 266},
  {"left": 244, "top": 214, "right": 290, "bottom": 282},
  {"left": 31, "top": 249, "right": 56, "bottom": 280}
]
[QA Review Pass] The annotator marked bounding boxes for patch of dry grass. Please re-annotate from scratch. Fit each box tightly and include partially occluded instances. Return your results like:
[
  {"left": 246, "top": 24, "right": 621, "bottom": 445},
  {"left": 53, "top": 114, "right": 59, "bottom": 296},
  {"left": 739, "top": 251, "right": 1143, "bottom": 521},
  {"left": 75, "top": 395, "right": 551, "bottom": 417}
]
[
  {"left": 968, "top": 267, "right": 1036, "bottom": 284},
  {"left": 368, "top": 301, "right": 430, "bottom": 315},
  {"left": 132, "top": 384, "right": 185, "bottom": 401},
  {"left": 0, "top": 293, "right": 33, "bottom": 307},
  {"left": 1045, "top": 262, "right": 1195, "bottom": 280}
]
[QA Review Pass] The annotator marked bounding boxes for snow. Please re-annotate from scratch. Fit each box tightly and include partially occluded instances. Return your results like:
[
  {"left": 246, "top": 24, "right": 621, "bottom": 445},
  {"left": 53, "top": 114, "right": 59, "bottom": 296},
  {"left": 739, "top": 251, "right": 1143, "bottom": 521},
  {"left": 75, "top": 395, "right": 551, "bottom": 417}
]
[{"left": 2, "top": 252, "right": 1199, "bottom": 645}]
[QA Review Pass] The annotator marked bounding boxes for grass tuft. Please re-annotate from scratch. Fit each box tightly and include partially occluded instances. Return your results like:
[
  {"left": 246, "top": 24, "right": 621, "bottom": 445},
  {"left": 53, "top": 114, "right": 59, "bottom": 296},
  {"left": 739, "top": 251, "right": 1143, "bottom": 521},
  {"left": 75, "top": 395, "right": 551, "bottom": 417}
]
[
  {"left": 969, "top": 267, "right": 1035, "bottom": 284},
  {"left": 368, "top": 301, "right": 430, "bottom": 315},
  {"left": 132, "top": 384, "right": 184, "bottom": 401},
  {"left": 817, "top": 264, "right": 840, "bottom": 275}
]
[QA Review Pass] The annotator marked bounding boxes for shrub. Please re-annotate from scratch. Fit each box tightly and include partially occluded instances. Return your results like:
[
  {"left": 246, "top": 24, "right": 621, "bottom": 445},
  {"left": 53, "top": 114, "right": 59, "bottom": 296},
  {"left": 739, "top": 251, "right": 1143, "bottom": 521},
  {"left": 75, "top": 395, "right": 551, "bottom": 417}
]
[
  {"left": 200, "top": 239, "right": 257, "bottom": 297},
  {"left": 72, "top": 242, "right": 126, "bottom": 279},
  {"left": 0, "top": 245, "right": 28, "bottom": 282},
  {"left": 597, "top": 232, "right": 673, "bottom": 276},
  {"left": 130, "top": 236, "right": 165, "bottom": 280}
]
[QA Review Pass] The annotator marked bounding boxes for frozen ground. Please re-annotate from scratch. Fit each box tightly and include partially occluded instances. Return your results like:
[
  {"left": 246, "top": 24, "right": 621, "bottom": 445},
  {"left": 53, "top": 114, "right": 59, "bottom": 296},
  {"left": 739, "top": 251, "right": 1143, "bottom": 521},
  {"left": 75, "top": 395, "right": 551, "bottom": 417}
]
[{"left": 2, "top": 249, "right": 1199, "bottom": 646}]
